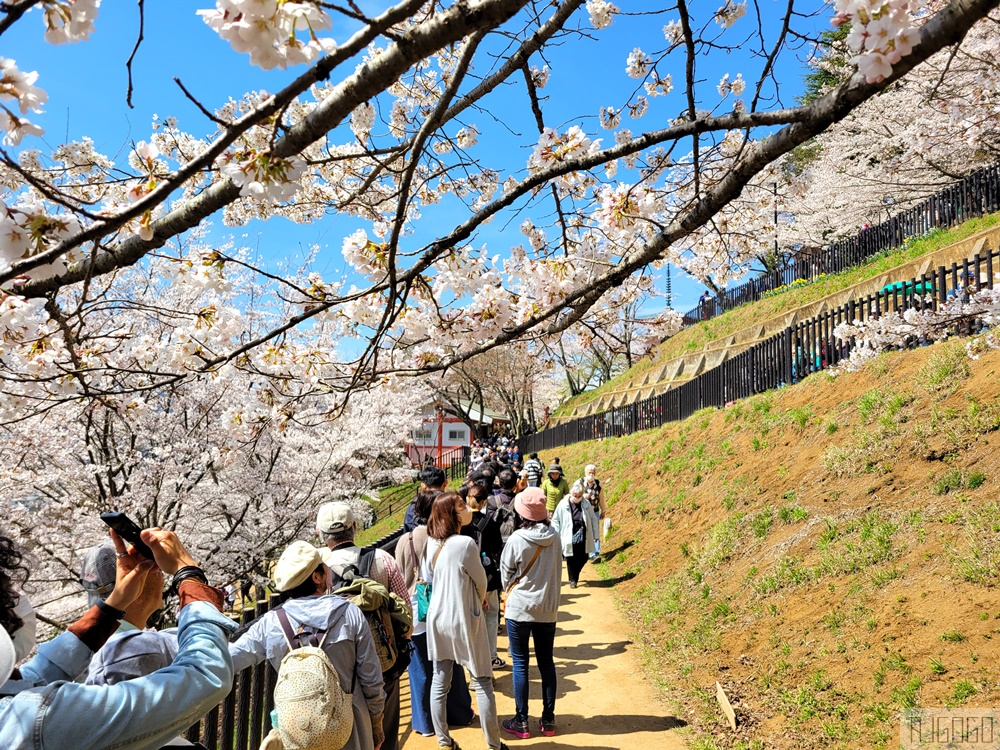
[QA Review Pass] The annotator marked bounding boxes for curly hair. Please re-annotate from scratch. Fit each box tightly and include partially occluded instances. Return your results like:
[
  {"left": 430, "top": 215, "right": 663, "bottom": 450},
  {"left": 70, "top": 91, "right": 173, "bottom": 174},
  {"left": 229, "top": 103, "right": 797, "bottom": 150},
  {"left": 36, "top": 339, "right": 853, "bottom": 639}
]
[{"left": 0, "top": 535, "right": 29, "bottom": 633}]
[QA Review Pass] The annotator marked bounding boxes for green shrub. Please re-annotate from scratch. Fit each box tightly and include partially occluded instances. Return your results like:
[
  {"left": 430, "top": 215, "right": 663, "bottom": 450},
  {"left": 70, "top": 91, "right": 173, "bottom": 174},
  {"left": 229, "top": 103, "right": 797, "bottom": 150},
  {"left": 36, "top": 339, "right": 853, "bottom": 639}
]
[
  {"left": 751, "top": 507, "right": 774, "bottom": 538},
  {"left": 952, "top": 680, "right": 978, "bottom": 703}
]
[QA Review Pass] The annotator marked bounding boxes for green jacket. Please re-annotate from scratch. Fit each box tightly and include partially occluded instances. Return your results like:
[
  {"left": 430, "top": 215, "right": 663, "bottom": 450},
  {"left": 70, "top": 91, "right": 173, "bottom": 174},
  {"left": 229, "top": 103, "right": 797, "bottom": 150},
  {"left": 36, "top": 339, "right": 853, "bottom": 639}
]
[{"left": 540, "top": 476, "right": 570, "bottom": 512}]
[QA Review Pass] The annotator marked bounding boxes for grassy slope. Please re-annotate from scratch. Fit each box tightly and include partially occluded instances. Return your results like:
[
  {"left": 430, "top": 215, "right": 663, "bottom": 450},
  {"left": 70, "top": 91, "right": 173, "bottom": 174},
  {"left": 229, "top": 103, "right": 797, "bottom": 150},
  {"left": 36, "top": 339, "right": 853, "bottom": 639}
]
[
  {"left": 554, "top": 213, "right": 1000, "bottom": 417},
  {"left": 355, "top": 479, "right": 465, "bottom": 546},
  {"left": 549, "top": 339, "right": 1000, "bottom": 749}
]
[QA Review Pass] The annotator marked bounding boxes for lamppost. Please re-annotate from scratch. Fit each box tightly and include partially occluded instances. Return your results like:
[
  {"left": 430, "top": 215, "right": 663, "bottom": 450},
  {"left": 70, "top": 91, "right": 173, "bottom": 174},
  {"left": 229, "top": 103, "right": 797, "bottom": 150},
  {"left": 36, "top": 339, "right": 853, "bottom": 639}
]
[{"left": 435, "top": 403, "right": 444, "bottom": 467}]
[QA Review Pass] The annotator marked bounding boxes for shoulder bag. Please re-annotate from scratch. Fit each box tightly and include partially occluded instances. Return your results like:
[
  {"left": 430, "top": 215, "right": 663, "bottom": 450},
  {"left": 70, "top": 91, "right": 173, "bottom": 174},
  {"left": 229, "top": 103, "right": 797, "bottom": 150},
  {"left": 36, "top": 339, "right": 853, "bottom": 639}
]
[
  {"left": 504, "top": 544, "right": 543, "bottom": 596},
  {"left": 415, "top": 538, "right": 445, "bottom": 622}
]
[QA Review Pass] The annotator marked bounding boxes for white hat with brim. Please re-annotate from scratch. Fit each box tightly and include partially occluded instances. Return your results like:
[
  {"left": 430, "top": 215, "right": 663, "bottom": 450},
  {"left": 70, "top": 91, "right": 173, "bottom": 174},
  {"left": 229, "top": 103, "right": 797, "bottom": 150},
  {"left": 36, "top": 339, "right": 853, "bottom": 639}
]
[
  {"left": 273, "top": 541, "right": 323, "bottom": 593},
  {"left": 316, "top": 502, "right": 355, "bottom": 535},
  {"left": 0, "top": 624, "right": 14, "bottom": 686}
]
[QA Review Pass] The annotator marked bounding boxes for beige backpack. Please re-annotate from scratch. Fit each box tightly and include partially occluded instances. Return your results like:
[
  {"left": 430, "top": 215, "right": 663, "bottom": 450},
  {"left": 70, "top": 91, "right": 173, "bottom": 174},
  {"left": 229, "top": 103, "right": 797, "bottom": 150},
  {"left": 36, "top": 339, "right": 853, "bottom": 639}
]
[{"left": 260, "top": 608, "right": 353, "bottom": 750}]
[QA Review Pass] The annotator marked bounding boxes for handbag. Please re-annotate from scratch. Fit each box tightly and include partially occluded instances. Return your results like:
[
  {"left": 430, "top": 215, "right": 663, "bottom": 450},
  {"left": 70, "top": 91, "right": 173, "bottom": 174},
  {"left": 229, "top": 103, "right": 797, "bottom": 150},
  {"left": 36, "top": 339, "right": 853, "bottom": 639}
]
[{"left": 415, "top": 538, "right": 445, "bottom": 622}]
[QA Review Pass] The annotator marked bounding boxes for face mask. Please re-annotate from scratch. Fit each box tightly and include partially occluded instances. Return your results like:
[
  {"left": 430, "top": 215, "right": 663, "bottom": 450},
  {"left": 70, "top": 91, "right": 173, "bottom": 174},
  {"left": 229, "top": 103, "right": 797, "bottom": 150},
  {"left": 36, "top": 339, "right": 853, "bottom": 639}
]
[
  {"left": 10, "top": 594, "right": 36, "bottom": 663},
  {"left": 458, "top": 507, "right": 474, "bottom": 526},
  {"left": 571, "top": 495, "right": 583, "bottom": 504}
]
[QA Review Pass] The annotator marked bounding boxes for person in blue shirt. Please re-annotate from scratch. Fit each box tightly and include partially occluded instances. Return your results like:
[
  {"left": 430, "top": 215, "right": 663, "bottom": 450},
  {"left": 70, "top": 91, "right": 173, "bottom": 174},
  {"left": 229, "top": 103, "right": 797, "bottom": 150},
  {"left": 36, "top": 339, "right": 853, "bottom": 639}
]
[{"left": 0, "top": 528, "right": 235, "bottom": 750}]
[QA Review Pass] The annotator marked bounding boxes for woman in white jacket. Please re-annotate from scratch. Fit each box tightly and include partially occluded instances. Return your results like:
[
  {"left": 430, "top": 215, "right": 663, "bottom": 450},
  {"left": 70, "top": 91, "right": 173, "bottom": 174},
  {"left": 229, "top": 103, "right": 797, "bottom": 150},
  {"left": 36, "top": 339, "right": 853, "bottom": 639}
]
[
  {"left": 551, "top": 481, "right": 600, "bottom": 588},
  {"left": 424, "top": 492, "right": 508, "bottom": 750}
]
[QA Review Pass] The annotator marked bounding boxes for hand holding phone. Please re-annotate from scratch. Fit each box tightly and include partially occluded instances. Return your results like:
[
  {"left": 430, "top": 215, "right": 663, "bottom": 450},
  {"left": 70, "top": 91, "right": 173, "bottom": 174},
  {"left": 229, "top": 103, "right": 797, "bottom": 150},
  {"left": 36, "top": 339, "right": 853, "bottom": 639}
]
[{"left": 100, "top": 512, "right": 156, "bottom": 561}]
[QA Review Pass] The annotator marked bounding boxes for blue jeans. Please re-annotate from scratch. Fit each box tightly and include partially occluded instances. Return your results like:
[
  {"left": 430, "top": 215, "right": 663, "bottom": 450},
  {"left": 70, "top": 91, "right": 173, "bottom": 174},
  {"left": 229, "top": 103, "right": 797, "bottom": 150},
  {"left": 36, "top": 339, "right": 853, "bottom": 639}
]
[{"left": 506, "top": 619, "right": 557, "bottom": 723}]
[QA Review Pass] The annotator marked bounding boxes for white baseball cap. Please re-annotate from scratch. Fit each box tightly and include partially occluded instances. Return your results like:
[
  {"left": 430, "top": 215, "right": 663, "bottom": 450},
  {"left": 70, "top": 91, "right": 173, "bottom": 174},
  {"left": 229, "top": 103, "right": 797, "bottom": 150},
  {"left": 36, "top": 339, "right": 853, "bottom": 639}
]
[{"left": 316, "top": 502, "right": 355, "bottom": 535}]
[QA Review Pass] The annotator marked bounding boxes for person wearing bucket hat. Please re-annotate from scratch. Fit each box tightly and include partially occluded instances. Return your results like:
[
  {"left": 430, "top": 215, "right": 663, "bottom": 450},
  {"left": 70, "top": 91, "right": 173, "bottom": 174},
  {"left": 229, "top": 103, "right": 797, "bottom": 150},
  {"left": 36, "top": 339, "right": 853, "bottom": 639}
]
[
  {"left": 539, "top": 465, "right": 569, "bottom": 518},
  {"left": 1, "top": 527, "right": 237, "bottom": 750},
  {"left": 230, "top": 541, "right": 386, "bottom": 750},
  {"left": 499, "top": 487, "right": 562, "bottom": 739},
  {"left": 317, "top": 501, "right": 411, "bottom": 750}
]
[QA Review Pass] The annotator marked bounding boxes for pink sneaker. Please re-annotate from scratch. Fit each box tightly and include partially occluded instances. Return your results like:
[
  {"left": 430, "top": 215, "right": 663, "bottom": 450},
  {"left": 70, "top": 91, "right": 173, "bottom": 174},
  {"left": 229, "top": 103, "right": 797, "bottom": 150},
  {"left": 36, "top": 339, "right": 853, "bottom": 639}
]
[
  {"left": 538, "top": 718, "right": 556, "bottom": 737},
  {"left": 501, "top": 718, "right": 530, "bottom": 739}
]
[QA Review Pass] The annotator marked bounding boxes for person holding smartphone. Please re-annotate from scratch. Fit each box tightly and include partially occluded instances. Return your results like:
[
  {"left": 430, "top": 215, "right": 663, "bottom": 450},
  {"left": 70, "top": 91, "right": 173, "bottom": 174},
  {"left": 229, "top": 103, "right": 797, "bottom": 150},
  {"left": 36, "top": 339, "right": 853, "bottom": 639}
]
[{"left": 0, "top": 524, "right": 236, "bottom": 750}]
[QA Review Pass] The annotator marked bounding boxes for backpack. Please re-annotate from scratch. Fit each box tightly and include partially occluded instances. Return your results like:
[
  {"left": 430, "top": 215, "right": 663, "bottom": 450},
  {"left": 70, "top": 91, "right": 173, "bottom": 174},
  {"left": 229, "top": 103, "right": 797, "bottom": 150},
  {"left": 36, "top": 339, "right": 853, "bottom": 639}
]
[
  {"left": 268, "top": 608, "right": 353, "bottom": 750},
  {"left": 330, "top": 547, "right": 413, "bottom": 681},
  {"left": 469, "top": 508, "right": 503, "bottom": 588},
  {"left": 494, "top": 492, "right": 517, "bottom": 543}
]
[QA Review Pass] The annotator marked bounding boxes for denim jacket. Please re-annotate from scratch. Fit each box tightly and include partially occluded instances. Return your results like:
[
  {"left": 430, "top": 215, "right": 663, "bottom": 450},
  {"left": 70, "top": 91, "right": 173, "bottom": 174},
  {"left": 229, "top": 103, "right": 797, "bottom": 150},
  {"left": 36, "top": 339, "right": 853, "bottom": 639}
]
[{"left": 0, "top": 602, "right": 236, "bottom": 750}]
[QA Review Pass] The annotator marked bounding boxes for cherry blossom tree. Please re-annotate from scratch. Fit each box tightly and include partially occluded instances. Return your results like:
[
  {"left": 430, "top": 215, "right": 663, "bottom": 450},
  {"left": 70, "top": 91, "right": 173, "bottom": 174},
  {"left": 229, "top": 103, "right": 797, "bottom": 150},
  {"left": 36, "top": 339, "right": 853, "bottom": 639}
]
[
  {"left": 833, "top": 287, "right": 1000, "bottom": 371},
  {"left": 780, "top": 2, "right": 1000, "bottom": 247},
  {"left": 433, "top": 341, "right": 561, "bottom": 436},
  {"left": 0, "top": 0, "right": 995, "bottom": 423},
  {"left": 0, "top": 362, "right": 427, "bottom": 625},
  {"left": 2, "top": 0, "right": 1000, "bottom": 620}
]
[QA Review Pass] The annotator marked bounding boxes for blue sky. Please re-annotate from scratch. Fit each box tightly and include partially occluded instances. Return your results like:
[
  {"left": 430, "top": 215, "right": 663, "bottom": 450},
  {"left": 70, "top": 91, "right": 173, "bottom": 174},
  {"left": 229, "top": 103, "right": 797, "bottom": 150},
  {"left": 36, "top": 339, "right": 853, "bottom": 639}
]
[{"left": 5, "top": 0, "right": 828, "bottom": 320}]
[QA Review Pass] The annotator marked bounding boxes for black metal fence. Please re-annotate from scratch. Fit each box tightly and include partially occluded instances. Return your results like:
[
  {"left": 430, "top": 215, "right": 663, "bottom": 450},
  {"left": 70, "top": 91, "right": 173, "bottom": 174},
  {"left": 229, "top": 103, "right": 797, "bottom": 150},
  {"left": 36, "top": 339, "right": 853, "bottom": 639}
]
[
  {"left": 522, "top": 247, "right": 998, "bottom": 454},
  {"left": 369, "top": 481, "right": 419, "bottom": 525},
  {"left": 683, "top": 163, "right": 1000, "bottom": 323},
  {"left": 183, "top": 524, "right": 405, "bottom": 749}
]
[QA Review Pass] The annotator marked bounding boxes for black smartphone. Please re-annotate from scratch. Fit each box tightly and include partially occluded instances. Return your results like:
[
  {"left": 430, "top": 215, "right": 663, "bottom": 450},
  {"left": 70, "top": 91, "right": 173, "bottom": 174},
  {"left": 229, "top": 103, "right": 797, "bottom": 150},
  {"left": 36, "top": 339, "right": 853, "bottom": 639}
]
[{"left": 100, "top": 512, "right": 156, "bottom": 562}]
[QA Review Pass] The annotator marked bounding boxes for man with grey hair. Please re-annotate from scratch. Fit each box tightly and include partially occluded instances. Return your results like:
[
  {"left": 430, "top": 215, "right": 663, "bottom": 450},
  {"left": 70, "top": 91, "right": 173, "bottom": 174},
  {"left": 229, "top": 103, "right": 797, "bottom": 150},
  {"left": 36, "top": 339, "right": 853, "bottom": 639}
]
[
  {"left": 78, "top": 543, "right": 177, "bottom": 685},
  {"left": 317, "top": 502, "right": 411, "bottom": 750}
]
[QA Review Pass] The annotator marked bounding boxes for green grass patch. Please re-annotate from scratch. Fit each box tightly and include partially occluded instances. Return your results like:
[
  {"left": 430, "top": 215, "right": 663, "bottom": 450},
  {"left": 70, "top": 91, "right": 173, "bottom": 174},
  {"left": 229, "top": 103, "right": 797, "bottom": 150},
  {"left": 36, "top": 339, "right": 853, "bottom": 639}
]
[
  {"left": 919, "top": 342, "right": 971, "bottom": 395},
  {"left": 933, "top": 469, "right": 987, "bottom": 495},
  {"left": 818, "top": 510, "right": 899, "bottom": 575},
  {"left": 950, "top": 503, "right": 1000, "bottom": 584}
]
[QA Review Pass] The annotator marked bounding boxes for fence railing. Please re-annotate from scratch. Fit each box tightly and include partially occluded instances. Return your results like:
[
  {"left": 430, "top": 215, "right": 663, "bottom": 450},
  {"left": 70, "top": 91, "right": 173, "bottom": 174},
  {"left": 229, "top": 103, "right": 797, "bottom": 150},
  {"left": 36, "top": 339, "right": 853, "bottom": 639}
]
[
  {"left": 369, "top": 481, "right": 419, "bottom": 525},
  {"left": 183, "top": 525, "right": 405, "bottom": 748},
  {"left": 522, "top": 246, "right": 998, "bottom": 454},
  {"left": 682, "top": 163, "right": 1000, "bottom": 323}
]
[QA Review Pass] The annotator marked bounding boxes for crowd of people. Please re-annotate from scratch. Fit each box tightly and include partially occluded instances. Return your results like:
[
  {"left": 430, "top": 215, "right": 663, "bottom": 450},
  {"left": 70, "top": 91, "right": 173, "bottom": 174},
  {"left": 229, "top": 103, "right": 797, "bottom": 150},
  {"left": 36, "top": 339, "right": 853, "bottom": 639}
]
[{"left": 0, "top": 453, "right": 608, "bottom": 750}]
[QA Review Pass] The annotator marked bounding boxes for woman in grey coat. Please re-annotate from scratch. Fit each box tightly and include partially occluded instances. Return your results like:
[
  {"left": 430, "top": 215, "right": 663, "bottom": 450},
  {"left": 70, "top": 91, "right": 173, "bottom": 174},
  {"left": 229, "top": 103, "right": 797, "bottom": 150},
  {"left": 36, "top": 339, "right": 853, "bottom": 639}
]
[
  {"left": 499, "top": 487, "right": 562, "bottom": 739},
  {"left": 423, "top": 492, "right": 508, "bottom": 750}
]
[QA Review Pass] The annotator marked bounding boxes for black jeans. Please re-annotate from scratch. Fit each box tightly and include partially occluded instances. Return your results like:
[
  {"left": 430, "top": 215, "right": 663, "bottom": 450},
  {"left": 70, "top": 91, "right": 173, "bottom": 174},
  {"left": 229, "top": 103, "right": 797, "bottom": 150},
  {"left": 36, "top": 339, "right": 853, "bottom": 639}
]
[{"left": 564, "top": 541, "right": 589, "bottom": 584}]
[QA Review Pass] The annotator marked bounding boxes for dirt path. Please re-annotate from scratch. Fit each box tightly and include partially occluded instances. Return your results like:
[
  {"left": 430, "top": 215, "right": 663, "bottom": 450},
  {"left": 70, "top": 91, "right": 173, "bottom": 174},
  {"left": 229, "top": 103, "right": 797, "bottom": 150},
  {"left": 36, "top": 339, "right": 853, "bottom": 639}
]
[{"left": 399, "top": 560, "right": 689, "bottom": 750}]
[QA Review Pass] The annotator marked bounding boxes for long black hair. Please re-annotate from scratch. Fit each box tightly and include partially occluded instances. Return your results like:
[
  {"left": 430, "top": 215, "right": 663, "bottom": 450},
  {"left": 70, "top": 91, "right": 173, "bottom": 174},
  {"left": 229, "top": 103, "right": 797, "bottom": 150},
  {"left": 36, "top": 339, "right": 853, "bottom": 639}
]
[{"left": 0, "top": 535, "right": 29, "bottom": 633}]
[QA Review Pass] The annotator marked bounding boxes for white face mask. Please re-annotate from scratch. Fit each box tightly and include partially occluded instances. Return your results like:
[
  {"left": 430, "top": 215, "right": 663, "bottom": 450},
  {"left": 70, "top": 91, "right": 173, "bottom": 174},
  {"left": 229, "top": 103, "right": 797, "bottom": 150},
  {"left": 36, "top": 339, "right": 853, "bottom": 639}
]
[
  {"left": 570, "top": 494, "right": 583, "bottom": 504},
  {"left": 10, "top": 594, "right": 36, "bottom": 663}
]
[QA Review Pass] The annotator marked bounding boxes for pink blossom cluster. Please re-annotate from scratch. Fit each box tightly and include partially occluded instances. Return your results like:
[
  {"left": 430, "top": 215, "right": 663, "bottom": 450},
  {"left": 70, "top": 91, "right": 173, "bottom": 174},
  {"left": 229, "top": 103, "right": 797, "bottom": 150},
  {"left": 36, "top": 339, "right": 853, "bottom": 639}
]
[
  {"left": 217, "top": 150, "right": 307, "bottom": 201},
  {"left": 198, "top": 0, "right": 336, "bottom": 70},
  {"left": 833, "top": 0, "right": 923, "bottom": 82},
  {"left": 0, "top": 58, "right": 48, "bottom": 146},
  {"left": 0, "top": 198, "right": 82, "bottom": 280},
  {"left": 832, "top": 286, "right": 1000, "bottom": 372},
  {"left": 41, "top": 0, "right": 100, "bottom": 44}
]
